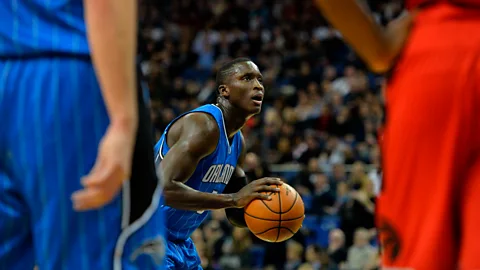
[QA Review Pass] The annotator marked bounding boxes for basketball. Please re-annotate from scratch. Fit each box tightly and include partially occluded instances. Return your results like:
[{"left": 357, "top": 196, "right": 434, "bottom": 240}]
[{"left": 244, "top": 182, "right": 305, "bottom": 242}]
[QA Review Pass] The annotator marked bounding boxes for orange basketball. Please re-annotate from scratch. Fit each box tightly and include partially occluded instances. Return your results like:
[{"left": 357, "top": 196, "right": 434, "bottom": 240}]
[{"left": 244, "top": 182, "right": 305, "bottom": 242}]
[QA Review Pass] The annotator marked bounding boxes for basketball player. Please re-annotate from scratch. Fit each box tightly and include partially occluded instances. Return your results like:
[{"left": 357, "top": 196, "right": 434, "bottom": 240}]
[
  {"left": 155, "top": 58, "right": 283, "bottom": 269},
  {"left": 0, "top": 1, "right": 165, "bottom": 269},
  {"left": 315, "top": 0, "right": 480, "bottom": 269}
]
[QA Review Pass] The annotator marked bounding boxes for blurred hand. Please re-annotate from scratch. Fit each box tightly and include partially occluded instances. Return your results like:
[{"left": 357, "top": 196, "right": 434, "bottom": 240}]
[
  {"left": 72, "top": 122, "right": 136, "bottom": 211},
  {"left": 232, "top": 178, "right": 283, "bottom": 208}
]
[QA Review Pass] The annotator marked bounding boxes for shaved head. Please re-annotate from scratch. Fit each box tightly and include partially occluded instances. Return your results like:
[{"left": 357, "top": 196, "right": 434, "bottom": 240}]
[{"left": 216, "top": 57, "right": 252, "bottom": 90}]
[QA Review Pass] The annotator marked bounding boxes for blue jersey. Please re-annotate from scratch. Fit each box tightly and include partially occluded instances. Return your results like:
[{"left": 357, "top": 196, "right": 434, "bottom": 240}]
[
  {"left": 155, "top": 104, "right": 242, "bottom": 241},
  {"left": 0, "top": 2, "right": 167, "bottom": 268},
  {"left": 0, "top": 0, "right": 89, "bottom": 57}
]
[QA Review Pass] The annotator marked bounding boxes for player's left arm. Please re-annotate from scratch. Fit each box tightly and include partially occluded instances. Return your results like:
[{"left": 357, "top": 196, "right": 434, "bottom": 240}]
[
  {"left": 313, "top": 0, "right": 416, "bottom": 73},
  {"left": 223, "top": 132, "right": 248, "bottom": 228}
]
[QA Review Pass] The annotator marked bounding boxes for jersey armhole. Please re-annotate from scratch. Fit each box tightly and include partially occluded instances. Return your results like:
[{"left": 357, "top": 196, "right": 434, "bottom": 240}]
[{"left": 236, "top": 132, "right": 243, "bottom": 161}]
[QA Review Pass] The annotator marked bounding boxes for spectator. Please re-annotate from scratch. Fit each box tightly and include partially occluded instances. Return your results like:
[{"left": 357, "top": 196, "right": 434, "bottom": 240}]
[
  {"left": 338, "top": 183, "right": 376, "bottom": 247},
  {"left": 327, "top": 229, "right": 347, "bottom": 267},
  {"left": 286, "top": 240, "right": 304, "bottom": 270},
  {"left": 244, "top": 152, "right": 271, "bottom": 181},
  {"left": 218, "top": 228, "right": 252, "bottom": 270},
  {"left": 298, "top": 263, "right": 314, "bottom": 270},
  {"left": 343, "top": 228, "right": 376, "bottom": 270},
  {"left": 310, "top": 173, "right": 336, "bottom": 216},
  {"left": 203, "top": 220, "right": 225, "bottom": 265},
  {"left": 304, "top": 244, "right": 324, "bottom": 270}
]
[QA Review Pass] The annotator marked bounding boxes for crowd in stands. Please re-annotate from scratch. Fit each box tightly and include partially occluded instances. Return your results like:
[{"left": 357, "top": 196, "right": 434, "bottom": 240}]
[{"left": 138, "top": 0, "right": 404, "bottom": 269}]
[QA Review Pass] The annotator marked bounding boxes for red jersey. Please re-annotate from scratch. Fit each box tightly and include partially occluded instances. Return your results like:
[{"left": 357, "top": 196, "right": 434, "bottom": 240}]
[
  {"left": 406, "top": 0, "right": 480, "bottom": 9},
  {"left": 378, "top": 1, "right": 480, "bottom": 269}
]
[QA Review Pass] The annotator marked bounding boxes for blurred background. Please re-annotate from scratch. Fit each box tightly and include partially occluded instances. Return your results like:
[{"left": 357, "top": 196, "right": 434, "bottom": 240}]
[{"left": 138, "top": 0, "right": 404, "bottom": 269}]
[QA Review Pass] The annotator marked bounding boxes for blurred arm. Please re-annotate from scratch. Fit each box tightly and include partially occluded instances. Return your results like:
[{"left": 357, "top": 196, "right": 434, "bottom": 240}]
[
  {"left": 314, "top": 0, "right": 414, "bottom": 73},
  {"left": 83, "top": 0, "right": 138, "bottom": 132}
]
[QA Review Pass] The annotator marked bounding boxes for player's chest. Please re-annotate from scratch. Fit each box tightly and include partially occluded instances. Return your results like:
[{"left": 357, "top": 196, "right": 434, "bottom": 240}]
[
  {"left": 200, "top": 162, "right": 236, "bottom": 185},
  {"left": 191, "top": 160, "right": 235, "bottom": 194},
  {"left": 192, "top": 145, "right": 239, "bottom": 186}
]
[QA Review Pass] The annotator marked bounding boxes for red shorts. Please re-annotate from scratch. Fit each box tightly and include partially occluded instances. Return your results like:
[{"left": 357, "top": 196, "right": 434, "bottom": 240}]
[{"left": 377, "top": 3, "right": 480, "bottom": 270}]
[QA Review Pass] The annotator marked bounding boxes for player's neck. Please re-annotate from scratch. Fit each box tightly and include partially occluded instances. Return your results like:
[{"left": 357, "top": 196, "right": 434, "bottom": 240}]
[{"left": 216, "top": 100, "right": 249, "bottom": 138}]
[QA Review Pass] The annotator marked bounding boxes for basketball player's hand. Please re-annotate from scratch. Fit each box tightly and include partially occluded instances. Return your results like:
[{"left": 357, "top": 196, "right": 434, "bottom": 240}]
[
  {"left": 72, "top": 123, "right": 136, "bottom": 211},
  {"left": 232, "top": 178, "right": 283, "bottom": 208}
]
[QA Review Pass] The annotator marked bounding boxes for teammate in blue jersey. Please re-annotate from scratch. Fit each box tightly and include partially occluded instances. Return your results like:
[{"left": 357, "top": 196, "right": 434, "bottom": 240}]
[
  {"left": 0, "top": 1, "right": 165, "bottom": 270},
  {"left": 155, "top": 58, "right": 283, "bottom": 269}
]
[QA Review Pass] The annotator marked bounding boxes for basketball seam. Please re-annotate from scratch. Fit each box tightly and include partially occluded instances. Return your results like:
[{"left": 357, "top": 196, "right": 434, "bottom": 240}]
[
  {"left": 254, "top": 226, "right": 296, "bottom": 236},
  {"left": 259, "top": 186, "right": 298, "bottom": 214},
  {"left": 280, "top": 226, "right": 295, "bottom": 235},
  {"left": 275, "top": 190, "right": 281, "bottom": 242},
  {"left": 260, "top": 191, "right": 278, "bottom": 213},
  {"left": 244, "top": 212, "right": 304, "bottom": 222},
  {"left": 283, "top": 190, "right": 298, "bottom": 214}
]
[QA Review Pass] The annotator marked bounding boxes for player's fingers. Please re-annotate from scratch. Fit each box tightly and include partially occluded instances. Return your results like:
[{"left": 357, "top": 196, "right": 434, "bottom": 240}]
[
  {"left": 81, "top": 174, "right": 100, "bottom": 188},
  {"left": 254, "top": 185, "right": 280, "bottom": 193},
  {"left": 81, "top": 159, "right": 109, "bottom": 187},
  {"left": 71, "top": 187, "right": 107, "bottom": 211},
  {"left": 254, "top": 193, "right": 272, "bottom": 201},
  {"left": 260, "top": 178, "right": 283, "bottom": 186},
  {"left": 83, "top": 162, "right": 124, "bottom": 188}
]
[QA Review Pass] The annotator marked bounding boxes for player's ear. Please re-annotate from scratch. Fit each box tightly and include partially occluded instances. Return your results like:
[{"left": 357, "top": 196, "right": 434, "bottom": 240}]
[{"left": 218, "top": 85, "right": 230, "bottom": 99}]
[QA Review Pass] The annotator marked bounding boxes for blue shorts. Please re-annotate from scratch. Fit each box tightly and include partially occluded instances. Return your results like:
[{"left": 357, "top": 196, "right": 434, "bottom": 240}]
[
  {"left": 166, "top": 238, "right": 202, "bottom": 270},
  {"left": 0, "top": 57, "right": 165, "bottom": 270}
]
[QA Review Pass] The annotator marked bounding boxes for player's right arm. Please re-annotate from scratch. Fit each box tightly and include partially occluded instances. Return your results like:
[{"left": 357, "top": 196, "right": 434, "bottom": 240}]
[
  {"left": 72, "top": 0, "right": 138, "bottom": 211},
  {"left": 84, "top": 0, "right": 138, "bottom": 131},
  {"left": 160, "top": 113, "right": 282, "bottom": 211},
  {"left": 314, "top": 0, "right": 416, "bottom": 73}
]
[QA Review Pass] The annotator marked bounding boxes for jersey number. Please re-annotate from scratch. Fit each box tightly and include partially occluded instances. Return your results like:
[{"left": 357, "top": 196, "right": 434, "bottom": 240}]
[{"left": 197, "top": 190, "right": 218, "bottom": 214}]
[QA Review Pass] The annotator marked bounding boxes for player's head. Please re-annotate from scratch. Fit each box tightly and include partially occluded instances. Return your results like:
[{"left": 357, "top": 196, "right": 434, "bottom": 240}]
[{"left": 216, "top": 57, "right": 264, "bottom": 115}]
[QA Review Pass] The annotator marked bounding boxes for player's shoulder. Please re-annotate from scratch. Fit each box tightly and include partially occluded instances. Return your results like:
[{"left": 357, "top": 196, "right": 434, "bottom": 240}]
[
  {"left": 173, "top": 112, "right": 220, "bottom": 156},
  {"left": 180, "top": 112, "right": 220, "bottom": 138}
]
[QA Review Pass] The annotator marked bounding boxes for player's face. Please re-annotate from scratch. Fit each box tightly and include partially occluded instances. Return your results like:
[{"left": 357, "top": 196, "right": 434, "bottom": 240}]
[{"left": 226, "top": 61, "right": 264, "bottom": 115}]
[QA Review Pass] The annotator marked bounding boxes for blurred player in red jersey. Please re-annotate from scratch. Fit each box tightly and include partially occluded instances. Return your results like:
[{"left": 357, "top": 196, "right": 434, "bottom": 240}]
[{"left": 315, "top": 0, "right": 480, "bottom": 269}]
